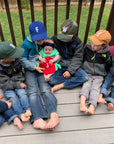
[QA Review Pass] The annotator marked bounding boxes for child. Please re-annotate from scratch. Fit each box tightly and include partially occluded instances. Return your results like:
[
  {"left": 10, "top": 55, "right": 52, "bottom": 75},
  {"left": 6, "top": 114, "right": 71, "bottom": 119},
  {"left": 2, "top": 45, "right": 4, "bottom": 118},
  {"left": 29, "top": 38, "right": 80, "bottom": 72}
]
[
  {"left": 49, "top": 19, "right": 88, "bottom": 93},
  {"left": 80, "top": 29, "right": 112, "bottom": 115},
  {"left": 20, "top": 21, "right": 59, "bottom": 130},
  {"left": 0, "top": 99, "right": 24, "bottom": 130},
  {"left": 0, "top": 41, "right": 32, "bottom": 122},
  {"left": 39, "top": 39, "right": 61, "bottom": 81},
  {"left": 98, "top": 46, "right": 114, "bottom": 111}
]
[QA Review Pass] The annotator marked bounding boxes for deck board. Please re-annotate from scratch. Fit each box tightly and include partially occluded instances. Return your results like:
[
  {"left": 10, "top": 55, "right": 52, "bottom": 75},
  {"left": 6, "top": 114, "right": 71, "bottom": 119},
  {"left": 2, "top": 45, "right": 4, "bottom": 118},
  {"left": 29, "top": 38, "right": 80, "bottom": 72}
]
[{"left": 0, "top": 87, "right": 114, "bottom": 144}]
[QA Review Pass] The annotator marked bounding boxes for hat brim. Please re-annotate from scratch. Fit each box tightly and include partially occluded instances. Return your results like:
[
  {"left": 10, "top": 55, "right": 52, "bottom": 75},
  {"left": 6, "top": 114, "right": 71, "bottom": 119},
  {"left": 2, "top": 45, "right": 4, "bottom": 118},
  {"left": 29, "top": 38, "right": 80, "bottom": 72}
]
[
  {"left": 31, "top": 32, "right": 47, "bottom": 42},
  {"left": 10, "top": 47, "right": 24, "bottom": 58},
  {"left": 89, "top": 35, "right": 103, "bottom": 45},
  {"left": 57, "top": 32, "right": 73, "bottom": 41}
]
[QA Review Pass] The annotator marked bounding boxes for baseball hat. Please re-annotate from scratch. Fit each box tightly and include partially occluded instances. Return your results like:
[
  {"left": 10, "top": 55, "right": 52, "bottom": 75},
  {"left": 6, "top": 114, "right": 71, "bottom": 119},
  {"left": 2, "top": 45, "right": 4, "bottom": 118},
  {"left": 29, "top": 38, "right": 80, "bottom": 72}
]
[
  {"left": 89, "top": 30, "right": 111, "bottom": 45},
  {"left": 0, "top": 41, "right": 24, "bottom": 59},
  {"left": 29, "top": 21, "right": 47, "bottom": 42},
  {"left": 57, "top": 19, "right": 78, "bottom": 41},
  {"left": 109, "top": 46, "right": 114, "bottom": 57}
]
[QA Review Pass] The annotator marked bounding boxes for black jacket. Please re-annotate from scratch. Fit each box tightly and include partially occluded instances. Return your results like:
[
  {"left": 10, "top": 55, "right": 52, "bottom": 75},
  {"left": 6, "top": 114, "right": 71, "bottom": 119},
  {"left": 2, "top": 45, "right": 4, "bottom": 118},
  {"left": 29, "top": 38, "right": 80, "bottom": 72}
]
[{"left": 51, "top": 35, "right": 83, "bottom": 75}]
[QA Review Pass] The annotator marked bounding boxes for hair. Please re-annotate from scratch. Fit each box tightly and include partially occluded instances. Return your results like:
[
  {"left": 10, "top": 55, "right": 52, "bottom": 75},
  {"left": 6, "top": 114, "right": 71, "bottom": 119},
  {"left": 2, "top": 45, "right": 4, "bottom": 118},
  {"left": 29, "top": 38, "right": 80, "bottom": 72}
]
[{"left": 43, "top": 39, "right": 54, "bottom": 49}]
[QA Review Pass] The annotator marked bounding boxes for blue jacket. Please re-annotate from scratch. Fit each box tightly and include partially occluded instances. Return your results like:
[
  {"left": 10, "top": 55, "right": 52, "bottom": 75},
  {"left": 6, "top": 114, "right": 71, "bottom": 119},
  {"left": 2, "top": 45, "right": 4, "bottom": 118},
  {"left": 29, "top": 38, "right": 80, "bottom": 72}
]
[{"left": 20, "top": 34, "right": 45, "bottom": 71}]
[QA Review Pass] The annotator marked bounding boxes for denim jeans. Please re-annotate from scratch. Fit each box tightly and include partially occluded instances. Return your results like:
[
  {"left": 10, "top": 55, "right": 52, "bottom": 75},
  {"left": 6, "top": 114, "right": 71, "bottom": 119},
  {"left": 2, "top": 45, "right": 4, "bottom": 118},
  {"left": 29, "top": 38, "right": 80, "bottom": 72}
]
[
  {"left": 49, "top": 67, "right": 88, "bottom": 89},
  {"left": 100, "top": 72, "right": 114, "bottom": 104},
  {"left": 0, "top": 108, "right": 17, "bottom": 126},
  {"left": 25, "top": 70, "right": 57, "bottom": 123},
  {"left": 3, "top": 89, "right": 31, "bottom": 117}
]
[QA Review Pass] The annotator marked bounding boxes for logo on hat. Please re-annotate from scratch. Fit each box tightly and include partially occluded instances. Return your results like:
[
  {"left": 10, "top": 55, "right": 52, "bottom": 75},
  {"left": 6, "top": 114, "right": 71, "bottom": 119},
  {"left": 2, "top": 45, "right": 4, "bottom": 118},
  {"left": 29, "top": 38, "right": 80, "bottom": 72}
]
[
  {"left": 35, "top": 27, "right": 39, "bottom": 32},
  {"left": 63, "top": 26, "right": 68, "bottom": 33},
  {"left": 10, "top": 43, "right": 16, "bottom": 49},
  {"left": 97, "top": 32, "right": 102, "bottom": 37}
]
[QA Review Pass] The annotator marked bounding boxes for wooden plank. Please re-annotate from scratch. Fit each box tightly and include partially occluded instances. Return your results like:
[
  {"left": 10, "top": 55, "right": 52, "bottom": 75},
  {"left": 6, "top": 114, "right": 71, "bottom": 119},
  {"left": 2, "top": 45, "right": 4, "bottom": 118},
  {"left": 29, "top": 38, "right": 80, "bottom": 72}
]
[
  {"left": 1, "top": 128, "right": 114, "bottom": 144},
  {"left": 55, "top": 86, "right": 81, "bottom": 94},
  {"left": 55, "top": 92, "right": 79, "bottom": 104},
  {"left": 1, "top": 114, "right": 114, "bottom": 137},
  {"left": 58, "top": 103, "right": 114, "bottom": 117}
]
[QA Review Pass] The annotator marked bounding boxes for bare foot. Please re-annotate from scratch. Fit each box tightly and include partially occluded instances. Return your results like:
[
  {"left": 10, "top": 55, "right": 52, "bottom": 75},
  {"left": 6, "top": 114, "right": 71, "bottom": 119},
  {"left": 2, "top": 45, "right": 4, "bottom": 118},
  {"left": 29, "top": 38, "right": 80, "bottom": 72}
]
[
  {"left": 98, "top": 94, "right": 107, "bottom": 103},
  {"left": 80, "top": 95, "right": 87, "bottom": 112},
  {"left": 47, "top": 113, "right": 59, "bottom": 130},
  {"left": 85, "top": 104, "right": 95, "bottom": 115},
  {"left": 13, "top": 117, "right": 24, "bottom": 130},
  {"left": 33, "top": 118, "right": 48, "bottom": 130},
  {"left": 5, "top": 100, "right": 12, "bottom": 109},
  {"left": 24, "top": 110, "right": 32, "bottom": 117},
  {"left": 80, "top": 103, "right": 88, "bottom": 112},
  {"left": 107, "top": 103, "right": 114, "bottom": 111},
  {"left": 51, "top": 83, "right": 64, "bottom": 93},
  {"left": 98, "top": 97, "right": 107, "bottom": 103},
  {"left": 20, "top": 113, "right": 30, "bottom": 122}
]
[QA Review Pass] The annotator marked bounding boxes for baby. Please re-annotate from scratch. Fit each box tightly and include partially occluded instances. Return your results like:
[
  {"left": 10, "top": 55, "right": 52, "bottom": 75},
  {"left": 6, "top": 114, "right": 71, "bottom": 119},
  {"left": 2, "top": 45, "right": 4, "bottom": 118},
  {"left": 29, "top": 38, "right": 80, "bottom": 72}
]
[{"left": 39, "top": 39, "right": 61, "bottom": 81}]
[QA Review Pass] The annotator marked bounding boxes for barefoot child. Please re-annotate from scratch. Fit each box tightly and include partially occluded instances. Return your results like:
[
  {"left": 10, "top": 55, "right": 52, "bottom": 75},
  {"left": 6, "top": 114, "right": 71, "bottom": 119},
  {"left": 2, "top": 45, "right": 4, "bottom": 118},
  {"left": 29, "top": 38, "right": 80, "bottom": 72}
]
[
  {"left": 0, "top": 98, "right": 24, "bottom": 130},
  {"left": 80, "top": 30, "right": 112, "bottom": 115},
  {"left": 0, "top": 41, "right": 32, "bottom": 122},
  {"left": 98, "top": 46, "right": 114, "bottom": 111},
  {"left": 39, "top": 39, "right": 61, "bottom": 81}
]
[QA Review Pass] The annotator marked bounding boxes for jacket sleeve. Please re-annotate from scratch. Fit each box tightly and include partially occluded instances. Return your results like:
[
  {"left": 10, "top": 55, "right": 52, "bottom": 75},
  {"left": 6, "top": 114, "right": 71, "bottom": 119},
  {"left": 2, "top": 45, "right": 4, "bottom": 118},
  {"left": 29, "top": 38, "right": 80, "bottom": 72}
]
[
  {"left": 20, "top": 43, "right": 38, "bottom": 71},
  {"left": 0, "top": 101, "right": 8, "bottom": 113},
  {"left": 67, "top": 42, "right": 83, "bottom": 75},
  {"left": 0, "top": 73, "right": 21, "bottom": 90}
]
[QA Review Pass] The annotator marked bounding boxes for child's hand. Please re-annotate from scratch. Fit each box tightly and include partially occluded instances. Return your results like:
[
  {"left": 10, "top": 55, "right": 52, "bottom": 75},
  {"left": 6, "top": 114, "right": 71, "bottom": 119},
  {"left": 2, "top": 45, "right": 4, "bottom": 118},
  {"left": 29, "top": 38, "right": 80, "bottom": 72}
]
[
  {"left": 35, "top": 67, "right": 45, "bottom": 73},
  {"left": 49, "top": 59, "right": 54, "bottom": 64},
  {"left": 63, "top": 71, "right": 71, "bottom": 78},
  {"left": 41, "top": 58, "right": 46, "bottom": 63},
  {"left": 5, "top": 100, "right": 12, "bottom": 109},
  {"left": 20, "top": 83, "right": 26, "bottom": 89}
]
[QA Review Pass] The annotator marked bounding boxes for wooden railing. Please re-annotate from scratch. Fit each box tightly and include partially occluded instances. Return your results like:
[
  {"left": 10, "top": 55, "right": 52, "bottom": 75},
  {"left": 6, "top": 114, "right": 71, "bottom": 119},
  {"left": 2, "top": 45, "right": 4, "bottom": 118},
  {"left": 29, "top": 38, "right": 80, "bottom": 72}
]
[{"left": 0, "top": 0, "right": 114, "bottom": 46}]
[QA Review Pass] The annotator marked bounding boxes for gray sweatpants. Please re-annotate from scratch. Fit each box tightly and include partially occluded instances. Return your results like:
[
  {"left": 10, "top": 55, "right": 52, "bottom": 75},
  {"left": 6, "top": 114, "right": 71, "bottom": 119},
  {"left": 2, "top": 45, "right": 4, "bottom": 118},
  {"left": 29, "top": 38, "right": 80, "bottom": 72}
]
[{"left": 80, "top": 74, "right": 104, "bottom": 107}]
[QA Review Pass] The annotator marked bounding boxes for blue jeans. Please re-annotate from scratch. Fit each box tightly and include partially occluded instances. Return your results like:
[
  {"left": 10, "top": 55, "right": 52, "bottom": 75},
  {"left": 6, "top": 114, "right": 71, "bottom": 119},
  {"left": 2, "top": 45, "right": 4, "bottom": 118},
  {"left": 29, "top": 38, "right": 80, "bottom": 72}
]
[
  {"left": 0, "top": 108, "right": 17, "bottom": 126},
  {"left": 25, "top": 70, "right": 57, "bottom": 123},
  {"left": 49, "top": 67, "right": 88, "bottom": 89},
  {"left": 3, "top": 89, "right": 31, "bottom": 117},
  {"left": 100, "top": 72, "right": 114, "bottom": 104}
]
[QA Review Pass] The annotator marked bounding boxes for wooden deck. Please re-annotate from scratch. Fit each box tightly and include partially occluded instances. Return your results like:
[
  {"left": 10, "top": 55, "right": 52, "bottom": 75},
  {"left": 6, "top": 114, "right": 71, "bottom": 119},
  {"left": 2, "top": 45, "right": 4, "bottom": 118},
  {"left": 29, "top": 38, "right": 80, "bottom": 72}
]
[{"left": 1, "top": 87, "right": 114, "bottom": 144}]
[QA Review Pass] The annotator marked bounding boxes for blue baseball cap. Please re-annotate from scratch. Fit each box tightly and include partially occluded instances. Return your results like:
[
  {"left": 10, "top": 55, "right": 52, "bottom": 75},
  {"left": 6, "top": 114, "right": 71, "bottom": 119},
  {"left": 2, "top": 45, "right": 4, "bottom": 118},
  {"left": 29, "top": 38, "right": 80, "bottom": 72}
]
[{"left": 29, "top": 21, "right": 47, "bottom": 42}]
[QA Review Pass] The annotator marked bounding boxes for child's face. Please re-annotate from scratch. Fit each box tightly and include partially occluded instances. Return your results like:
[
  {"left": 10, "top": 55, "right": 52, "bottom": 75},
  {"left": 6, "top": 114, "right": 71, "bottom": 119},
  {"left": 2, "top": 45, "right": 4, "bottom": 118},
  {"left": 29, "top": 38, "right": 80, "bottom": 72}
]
[
  {"left": 1, "top": 57, "right": 15, "bottom": 64},
  {"left": 44, "top": 46, "right": 53, "bottom": 54},
  {"left": 91, "top": 43, "right": 105, "bottom": 52},
  {"left": 35, "top": 39, "right": 45, "bottom": 45}
]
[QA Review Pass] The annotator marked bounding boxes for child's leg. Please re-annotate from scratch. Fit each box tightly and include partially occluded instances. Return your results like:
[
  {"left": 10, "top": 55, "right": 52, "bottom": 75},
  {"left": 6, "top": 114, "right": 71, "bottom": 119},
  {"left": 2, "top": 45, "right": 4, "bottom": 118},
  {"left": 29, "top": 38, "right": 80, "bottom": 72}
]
[
  {"left": 3, "top": 90, "right": 29, "bottom": 121},
  {"left": 79, "top": 76, "right": 92, "bottom": 112},
  {"left": 0, "top": 115, "right": 5, "bottom": 126},
  {"left": 80, "top": 95, "right": 87, "bottom": 112},
  {"left": 15, "top": 89, "right": 31, "bottom": 118},
  {"left": 87, "top": 76, "right": 103, "bottom": 115}
]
